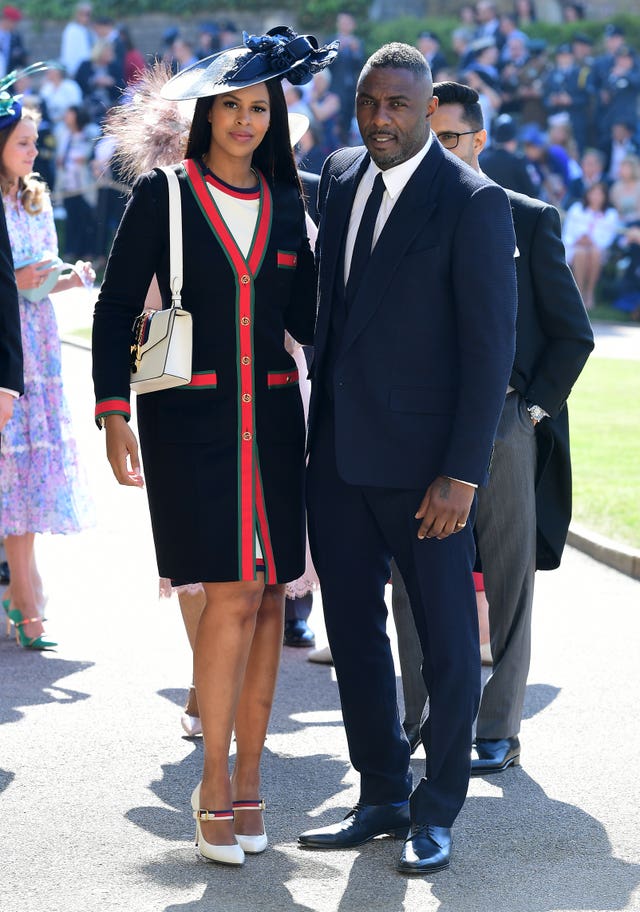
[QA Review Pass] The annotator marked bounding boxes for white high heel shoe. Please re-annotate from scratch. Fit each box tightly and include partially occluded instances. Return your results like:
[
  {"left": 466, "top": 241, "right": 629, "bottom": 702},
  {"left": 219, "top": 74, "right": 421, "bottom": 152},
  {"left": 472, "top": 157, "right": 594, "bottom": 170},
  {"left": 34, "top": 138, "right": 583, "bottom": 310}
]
[
  {"left": 193, "top": 808, "right": 245, "bottom": 866},
  {"left": 233, "top": 800, "right": 268, "bottom": 854},
  {"left": 180, "top": 713, "right": 203, "bottom": 737},
  {"left": 191, "top": 784, "right": 268, "bottom": 856}
]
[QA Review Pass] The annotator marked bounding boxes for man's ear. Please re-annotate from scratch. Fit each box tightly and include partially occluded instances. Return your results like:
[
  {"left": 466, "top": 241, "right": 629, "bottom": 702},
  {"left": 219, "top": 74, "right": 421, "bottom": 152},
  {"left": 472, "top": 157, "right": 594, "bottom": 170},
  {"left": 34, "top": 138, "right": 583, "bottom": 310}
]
[
  {"left": 474, "top": 128, "right": 488, "bottom": 156},
  {"left": 427, "top": 95, "right": 439, "bottom": 120}
]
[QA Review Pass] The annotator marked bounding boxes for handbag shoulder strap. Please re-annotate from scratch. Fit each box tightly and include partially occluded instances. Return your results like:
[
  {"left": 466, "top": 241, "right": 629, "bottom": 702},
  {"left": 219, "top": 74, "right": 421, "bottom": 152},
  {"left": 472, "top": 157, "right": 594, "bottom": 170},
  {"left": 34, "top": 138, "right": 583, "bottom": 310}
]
[{"left": 158, "top": 165, "right": 183, "bottom": 307}]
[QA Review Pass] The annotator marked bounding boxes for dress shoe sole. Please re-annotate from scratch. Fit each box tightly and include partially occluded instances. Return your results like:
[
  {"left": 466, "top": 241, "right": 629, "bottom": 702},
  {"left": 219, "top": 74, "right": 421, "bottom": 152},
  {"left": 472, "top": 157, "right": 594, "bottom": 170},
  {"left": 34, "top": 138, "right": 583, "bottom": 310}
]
[
  {"left": 398, "top": 858, "right": 450, "bottom": 875},
  {"left": 469, "top": 754, "right": 520, "bottom": 777},
  {"left": 283, "top": 638, "right": 316, "bottom": 648},
  {"left": 299, "top": 826, "right": 409, "bottom": 849}
]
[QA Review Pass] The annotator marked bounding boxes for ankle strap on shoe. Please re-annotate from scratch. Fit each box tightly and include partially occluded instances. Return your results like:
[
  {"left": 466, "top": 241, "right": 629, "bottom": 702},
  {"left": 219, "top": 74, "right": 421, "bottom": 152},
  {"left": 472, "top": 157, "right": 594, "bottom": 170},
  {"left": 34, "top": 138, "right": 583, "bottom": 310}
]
[
  {"left": 232, "top": 799, "right": 266, "bottom": 811},
  {"left": 194, "top": 809, "right": 234, "bottom": 821},
  {"left": 14, "top": 616, "right": 41, "bottom": 627}
]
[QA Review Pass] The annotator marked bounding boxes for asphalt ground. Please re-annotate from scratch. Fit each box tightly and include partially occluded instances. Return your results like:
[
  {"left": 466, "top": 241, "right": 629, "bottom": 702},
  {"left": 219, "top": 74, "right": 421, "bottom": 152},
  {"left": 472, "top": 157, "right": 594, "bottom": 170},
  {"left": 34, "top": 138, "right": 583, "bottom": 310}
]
[{"left": 1, "top": 298, "right": 639, "bottom": 912}]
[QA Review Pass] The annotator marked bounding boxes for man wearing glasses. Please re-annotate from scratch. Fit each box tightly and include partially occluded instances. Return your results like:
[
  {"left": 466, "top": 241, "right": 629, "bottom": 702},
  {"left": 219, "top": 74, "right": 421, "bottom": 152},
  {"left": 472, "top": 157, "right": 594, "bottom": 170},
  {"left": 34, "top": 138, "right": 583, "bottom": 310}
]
[{"left": 392, "top": 81, "right": 594, "bottom": 777}]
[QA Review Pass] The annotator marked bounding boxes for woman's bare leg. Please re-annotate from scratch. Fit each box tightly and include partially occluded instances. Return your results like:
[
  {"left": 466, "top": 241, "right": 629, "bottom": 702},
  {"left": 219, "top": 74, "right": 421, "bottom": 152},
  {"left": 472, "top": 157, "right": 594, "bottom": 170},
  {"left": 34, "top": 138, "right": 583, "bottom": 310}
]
[
  {"left": 178, "top": 587, "right": 206, "bottom": 717},
  {"left": 4, "top": 534, "right": 45, "bottom": 640},
  {"left": 232, "top": 582, "right": 286, "bottom": 836},
  {"left": 196, "top": 579, "right": 265, "bottom": 846},
  {"left": 583, "top": 248, "right": 602, "bottom": 310},
  {"left": 570, "top": 248, "right": 589, "bottom": 302}
]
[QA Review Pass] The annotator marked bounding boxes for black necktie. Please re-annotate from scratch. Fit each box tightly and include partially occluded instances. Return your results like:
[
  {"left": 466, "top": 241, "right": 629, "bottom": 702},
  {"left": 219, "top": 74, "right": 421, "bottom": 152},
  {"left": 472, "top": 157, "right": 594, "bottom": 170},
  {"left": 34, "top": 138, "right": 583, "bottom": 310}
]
[{"left": 346, "top": 172, "right": 385, "bottom": 304}]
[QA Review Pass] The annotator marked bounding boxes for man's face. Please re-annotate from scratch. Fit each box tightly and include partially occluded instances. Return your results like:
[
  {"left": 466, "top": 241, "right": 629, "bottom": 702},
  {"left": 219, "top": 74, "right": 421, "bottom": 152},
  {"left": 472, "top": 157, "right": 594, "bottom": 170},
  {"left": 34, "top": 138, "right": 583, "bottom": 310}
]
[
  {"left": 431, "top": 102, "right": 484, "bottom": 169},
  {"left": 356, "top": 66, "right": 436, "bottom": 169}
]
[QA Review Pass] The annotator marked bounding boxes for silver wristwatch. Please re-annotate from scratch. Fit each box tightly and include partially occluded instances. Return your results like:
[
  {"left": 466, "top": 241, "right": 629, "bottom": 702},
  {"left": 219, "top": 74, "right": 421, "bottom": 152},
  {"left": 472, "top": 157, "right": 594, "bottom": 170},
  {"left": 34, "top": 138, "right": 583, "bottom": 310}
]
[{"left": 527, "top": 403, "right": 546, "bottom": 423}]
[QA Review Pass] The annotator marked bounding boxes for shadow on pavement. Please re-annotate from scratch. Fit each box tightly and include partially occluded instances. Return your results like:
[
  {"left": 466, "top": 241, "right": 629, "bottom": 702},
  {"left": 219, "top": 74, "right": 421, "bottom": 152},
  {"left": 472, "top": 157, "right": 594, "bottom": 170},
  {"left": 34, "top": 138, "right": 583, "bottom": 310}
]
[
  {"left": 522, "top": 682, "right": 561, "bottom": 720},
  {"left": 0, "top": 640, "right": 92, "bottom": 726}
]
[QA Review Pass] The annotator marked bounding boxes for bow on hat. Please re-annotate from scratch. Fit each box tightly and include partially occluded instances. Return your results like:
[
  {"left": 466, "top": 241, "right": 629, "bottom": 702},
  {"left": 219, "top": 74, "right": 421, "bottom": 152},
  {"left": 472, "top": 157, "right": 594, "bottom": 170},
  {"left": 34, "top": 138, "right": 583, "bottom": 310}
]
[{"left": 241, "top": 26, "right": 338, "bottom": 85}]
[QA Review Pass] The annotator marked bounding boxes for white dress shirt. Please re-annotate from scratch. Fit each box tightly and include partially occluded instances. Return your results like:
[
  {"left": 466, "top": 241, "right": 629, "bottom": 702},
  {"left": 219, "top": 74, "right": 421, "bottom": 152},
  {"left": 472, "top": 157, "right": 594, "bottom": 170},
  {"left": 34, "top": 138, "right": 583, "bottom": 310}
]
[{"left": 343, "top": 134, "right": 432, "bottom": 285}]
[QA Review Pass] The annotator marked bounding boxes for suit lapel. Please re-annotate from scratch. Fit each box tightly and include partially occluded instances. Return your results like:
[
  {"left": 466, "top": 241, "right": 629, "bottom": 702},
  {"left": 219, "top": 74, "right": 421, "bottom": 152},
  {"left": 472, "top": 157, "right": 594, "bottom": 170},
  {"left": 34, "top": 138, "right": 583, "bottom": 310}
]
[
  {"left": 340, "top": 140, "right": 444, "bottom": 355},
  {"left": 314, "top": 152, "right": 369, "bottom": 356}
]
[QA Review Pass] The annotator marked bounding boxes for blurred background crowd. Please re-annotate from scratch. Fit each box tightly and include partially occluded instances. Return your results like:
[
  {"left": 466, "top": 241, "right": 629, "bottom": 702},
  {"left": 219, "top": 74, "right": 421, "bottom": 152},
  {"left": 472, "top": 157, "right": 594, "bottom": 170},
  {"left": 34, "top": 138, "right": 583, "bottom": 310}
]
[{"left": 5, "top": 0, "right": 640, "bottom": 316}]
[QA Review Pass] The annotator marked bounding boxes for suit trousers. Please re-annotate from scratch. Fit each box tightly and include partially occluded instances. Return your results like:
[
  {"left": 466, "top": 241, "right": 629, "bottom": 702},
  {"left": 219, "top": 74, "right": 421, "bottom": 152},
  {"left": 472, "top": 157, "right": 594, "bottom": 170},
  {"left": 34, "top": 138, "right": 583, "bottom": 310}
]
[
  {"left": 307, "top": 401, "right": 481, "bottom": 827},
  {"left": 392, "top": 391, "right": 537, "bottom": 742}
]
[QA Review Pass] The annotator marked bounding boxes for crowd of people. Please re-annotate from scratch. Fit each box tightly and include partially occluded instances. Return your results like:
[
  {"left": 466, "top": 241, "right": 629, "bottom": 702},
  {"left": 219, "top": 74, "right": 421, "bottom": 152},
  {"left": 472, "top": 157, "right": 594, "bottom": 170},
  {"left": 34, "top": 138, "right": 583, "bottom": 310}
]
[{"left": 3, "top": 3, "right": 640, "bottom": 313}]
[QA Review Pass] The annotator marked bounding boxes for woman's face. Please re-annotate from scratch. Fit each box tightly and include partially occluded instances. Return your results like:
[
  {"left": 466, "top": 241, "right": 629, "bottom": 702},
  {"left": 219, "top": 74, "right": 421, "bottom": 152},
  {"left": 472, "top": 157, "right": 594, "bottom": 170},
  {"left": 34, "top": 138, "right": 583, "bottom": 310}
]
[
  {"left": 619, "top": 160, "right": 635, "bottom": 181},
  {"left": 207, "top": 82, "right": 271, "bottom": 163},
  {"left": 2, "top": 117, "right": 38, "bottom": 182},
  {"left": 587, "top": 184, "right": 606, "bottom": 210}
]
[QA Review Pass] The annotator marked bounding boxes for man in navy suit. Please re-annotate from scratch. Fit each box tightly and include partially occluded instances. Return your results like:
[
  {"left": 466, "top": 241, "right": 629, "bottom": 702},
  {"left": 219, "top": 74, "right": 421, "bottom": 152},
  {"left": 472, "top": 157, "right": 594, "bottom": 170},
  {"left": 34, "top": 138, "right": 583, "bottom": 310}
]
[
  {"left": 0, "top": 200, "right": 22, "bottom": 433},
  {"left": 299, "top": 43, "right": 517, "bottom": 873}
]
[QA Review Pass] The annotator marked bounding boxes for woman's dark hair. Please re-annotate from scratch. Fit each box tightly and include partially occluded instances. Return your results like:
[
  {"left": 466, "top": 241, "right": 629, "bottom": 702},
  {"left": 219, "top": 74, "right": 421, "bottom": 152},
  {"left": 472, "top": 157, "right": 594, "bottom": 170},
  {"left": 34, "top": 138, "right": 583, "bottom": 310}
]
[
  {"left": 583, "top": 180, "right": 609, "bottom": 210},
  {"left": 185, "top": 78, "right": 301, "bottom": 190},
  {"left": 68, "top": 104, "right": 92, "bottom": 130}
]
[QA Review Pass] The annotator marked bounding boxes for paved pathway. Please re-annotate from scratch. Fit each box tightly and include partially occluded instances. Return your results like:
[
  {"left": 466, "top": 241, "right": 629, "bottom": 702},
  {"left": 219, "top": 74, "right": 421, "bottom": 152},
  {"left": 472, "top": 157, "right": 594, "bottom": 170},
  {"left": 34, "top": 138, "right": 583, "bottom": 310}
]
[{"left": 1, "top": 320, "right": 639, "bottom": 912}]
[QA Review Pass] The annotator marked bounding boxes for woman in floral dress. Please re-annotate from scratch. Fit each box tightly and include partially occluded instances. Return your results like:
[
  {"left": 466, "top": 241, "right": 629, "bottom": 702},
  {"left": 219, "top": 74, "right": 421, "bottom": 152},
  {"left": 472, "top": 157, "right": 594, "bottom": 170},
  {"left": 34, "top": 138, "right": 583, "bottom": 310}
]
[{"left": 0, "top": 103, "right": 94, "bottom": 650}]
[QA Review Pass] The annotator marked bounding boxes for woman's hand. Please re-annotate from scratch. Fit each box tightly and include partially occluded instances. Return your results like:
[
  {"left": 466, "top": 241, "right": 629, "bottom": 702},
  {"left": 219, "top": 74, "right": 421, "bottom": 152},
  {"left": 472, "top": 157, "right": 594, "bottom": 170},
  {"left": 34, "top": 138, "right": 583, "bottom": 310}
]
[
  {"left": 15, "top": 259, "right": 56, "bottom": 292},
  {"left": 53, "top": 260, "right": 96, "bottom": 293},
  {"left": 73, "top": 259, "right": 96, "bottom": 288},
  {"left": 104, "top": 415, "right": 144, "bottom": 487}
]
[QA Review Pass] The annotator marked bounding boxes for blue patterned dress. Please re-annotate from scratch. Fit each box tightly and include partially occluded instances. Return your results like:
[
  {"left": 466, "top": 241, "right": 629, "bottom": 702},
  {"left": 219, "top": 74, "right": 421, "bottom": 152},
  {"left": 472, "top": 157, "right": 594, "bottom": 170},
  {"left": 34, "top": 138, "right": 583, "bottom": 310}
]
[{"left": 0, "top": 191, "right": 93, "bottom": 535}]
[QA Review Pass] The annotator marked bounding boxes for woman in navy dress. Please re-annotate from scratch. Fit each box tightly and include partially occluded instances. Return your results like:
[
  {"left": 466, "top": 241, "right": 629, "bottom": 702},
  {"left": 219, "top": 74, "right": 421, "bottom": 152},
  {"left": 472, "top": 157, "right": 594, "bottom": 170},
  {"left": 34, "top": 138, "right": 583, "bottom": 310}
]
[{"left": 92, "top": 28, "right": 337, "bottom": 866}]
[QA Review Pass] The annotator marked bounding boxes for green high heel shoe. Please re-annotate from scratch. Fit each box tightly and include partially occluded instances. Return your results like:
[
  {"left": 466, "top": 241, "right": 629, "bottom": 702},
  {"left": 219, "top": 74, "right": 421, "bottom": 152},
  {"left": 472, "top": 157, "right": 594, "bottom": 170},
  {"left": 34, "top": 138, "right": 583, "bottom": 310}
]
[
  {"left": 2, "top": 597, "right": 12, "bottom": 637},
  {"left": 5, "top": 602, "right": 57, "bottom": 650}
]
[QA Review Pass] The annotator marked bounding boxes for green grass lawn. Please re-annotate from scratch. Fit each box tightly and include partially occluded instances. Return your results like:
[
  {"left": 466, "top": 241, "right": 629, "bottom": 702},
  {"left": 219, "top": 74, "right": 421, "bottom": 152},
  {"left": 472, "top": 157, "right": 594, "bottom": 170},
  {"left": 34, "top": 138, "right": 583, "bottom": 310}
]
[{"left": 569, "top": 357, "right": 640, "bottom": 549}]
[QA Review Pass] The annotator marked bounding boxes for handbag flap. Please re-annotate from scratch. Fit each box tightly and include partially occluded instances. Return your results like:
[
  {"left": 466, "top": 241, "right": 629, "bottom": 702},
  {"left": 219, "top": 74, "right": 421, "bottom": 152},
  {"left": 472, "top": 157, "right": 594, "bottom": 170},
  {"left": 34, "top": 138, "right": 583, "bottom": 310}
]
[{"left": 136, "top": 308, "right": 175, "bottom": 356}]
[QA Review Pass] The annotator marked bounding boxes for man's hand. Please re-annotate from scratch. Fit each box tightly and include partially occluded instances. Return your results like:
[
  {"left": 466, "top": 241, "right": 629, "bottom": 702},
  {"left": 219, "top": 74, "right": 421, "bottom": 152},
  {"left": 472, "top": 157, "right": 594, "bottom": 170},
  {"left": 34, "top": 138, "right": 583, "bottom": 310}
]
[
  {"left": 415, "top": 476, "right": 475, "bottom": 541},
  {"left": 104, "top": 415, "right": 144, "bottom": 487},
  {"left": 0, "top": 390, "right": 14, "bottom": 432}
]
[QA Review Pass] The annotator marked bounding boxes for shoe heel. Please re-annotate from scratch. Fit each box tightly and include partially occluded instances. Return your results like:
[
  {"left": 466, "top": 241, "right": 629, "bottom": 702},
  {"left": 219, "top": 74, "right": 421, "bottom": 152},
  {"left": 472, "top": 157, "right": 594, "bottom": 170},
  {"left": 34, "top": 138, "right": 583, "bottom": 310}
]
[{"left": 390, "top": 825, "right": 410, "bottom": 839}]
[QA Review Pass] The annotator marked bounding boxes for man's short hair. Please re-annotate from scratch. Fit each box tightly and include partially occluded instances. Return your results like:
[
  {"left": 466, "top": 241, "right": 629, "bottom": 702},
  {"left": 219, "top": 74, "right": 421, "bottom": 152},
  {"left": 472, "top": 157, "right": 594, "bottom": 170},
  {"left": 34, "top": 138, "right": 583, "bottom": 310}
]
[
  {"left": 363, "top": 43, "right": 431, "bottom": 81},
  {"left": 433, "top": 81, "right": 484, "bottom": 131}
]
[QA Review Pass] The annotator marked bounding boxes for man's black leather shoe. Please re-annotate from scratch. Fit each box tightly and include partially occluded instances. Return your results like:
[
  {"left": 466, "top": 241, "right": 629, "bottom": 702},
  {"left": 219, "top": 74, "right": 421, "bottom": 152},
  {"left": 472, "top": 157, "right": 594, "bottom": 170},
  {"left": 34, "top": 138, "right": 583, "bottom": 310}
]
[
  {"left": 398, "top": 824, "right": 451, "bottom": 874},
  {"left": 283, "top": 618, "right": 316, "bottom": 648},
  {"left": 403, "top": 721, "right": 422, "bottom": 755},
  {"left": 298, "top": 802, "right": 410, "bottom": 848},
  {"left": 470, "top": 736, "right": 520, "bottom": 776}
]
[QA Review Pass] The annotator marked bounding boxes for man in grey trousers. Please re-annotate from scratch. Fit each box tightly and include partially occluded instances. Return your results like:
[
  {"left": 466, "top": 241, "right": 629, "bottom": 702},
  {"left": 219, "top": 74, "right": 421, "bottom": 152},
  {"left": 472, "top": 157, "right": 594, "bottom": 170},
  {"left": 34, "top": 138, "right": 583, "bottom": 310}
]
[{"left": 392, "top": 81, "right": 594, "bottom": 774}]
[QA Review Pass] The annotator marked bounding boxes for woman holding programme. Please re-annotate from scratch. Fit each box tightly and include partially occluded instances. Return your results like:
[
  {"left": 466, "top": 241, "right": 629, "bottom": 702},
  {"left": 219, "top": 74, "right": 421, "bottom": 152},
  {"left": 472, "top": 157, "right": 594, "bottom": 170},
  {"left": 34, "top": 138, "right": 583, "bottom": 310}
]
[
  {"left": 92, "top": 28, "right": 336, "bottom": 866},
  {"left": 0, "top": 77, "right": 94, "bottom": 649}
]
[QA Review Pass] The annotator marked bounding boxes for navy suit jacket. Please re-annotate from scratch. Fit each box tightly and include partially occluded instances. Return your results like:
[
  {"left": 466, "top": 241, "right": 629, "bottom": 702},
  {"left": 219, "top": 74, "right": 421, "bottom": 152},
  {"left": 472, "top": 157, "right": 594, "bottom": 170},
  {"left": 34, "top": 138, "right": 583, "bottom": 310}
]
[
  {"left": 0, "top": 201, "right": 22, "bottom": 395},
  {"left": 309, "top": 139, "right": 518, "bottom": 491}
]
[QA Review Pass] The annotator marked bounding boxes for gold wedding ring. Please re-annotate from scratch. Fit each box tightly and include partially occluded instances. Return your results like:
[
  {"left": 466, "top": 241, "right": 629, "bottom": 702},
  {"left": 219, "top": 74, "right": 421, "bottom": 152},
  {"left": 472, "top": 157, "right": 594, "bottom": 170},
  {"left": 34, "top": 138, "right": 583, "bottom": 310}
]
[{"left": 455, "top": 522, "right": 466, "bottom": 528}]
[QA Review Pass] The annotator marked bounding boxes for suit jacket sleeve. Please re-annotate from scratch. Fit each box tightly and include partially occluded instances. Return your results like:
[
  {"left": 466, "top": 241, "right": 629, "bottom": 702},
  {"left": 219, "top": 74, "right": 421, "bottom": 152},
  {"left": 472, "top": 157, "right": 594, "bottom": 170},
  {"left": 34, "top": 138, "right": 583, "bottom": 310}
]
[
  {"left": 442, "top": 182, "right": 517, "bottom": 485},
  {"left": 524, "top": 204, "right": 594, "bottom": 416},
  {"left": 0, "top": 201, "right": 23, "bottom": 395}
]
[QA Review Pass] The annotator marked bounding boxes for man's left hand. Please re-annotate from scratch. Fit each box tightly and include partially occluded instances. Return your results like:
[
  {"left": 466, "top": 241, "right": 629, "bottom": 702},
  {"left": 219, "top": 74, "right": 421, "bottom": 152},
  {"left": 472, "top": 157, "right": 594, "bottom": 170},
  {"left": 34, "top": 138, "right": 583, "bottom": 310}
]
[{"left": 415, "top": 476, "right": 475, "bottom": 541}]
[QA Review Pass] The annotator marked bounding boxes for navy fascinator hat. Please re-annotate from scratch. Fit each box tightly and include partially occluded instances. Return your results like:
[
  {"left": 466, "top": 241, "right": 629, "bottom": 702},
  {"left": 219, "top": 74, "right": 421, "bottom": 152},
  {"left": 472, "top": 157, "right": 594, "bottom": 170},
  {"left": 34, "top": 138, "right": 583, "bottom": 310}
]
[{"left": 161, "top": 25, "right": 339, "bottom": 101}]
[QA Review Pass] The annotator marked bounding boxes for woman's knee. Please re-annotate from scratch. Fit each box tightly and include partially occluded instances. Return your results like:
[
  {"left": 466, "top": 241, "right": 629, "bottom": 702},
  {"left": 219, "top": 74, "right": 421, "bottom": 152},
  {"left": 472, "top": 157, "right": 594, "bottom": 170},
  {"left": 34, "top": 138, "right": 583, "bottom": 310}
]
[{"left": 202, "top": 580, "right": 265, "bottom": 623}]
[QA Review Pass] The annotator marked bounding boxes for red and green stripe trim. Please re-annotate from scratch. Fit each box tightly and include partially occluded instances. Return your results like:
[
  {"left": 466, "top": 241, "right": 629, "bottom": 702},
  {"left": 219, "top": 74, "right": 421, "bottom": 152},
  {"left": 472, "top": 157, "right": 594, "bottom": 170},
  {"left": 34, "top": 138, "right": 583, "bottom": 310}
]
[
  {"left": 267, "top": 369, "right": 299, "bottom": 388},
  {"left": 180, "top": 370, "right": 218, "bottom": 389},
  {"left": 255, "top": 460, "right": 277, "bottom": 584},
  {"left": 277, "top": 251, "right": 297, "bottom": 269},
  {"left": 95, "top": 397, "right": 131, "bottom": 426},
  {"left": 184, "top": 158, "right": 273, "bottom": 581}
]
